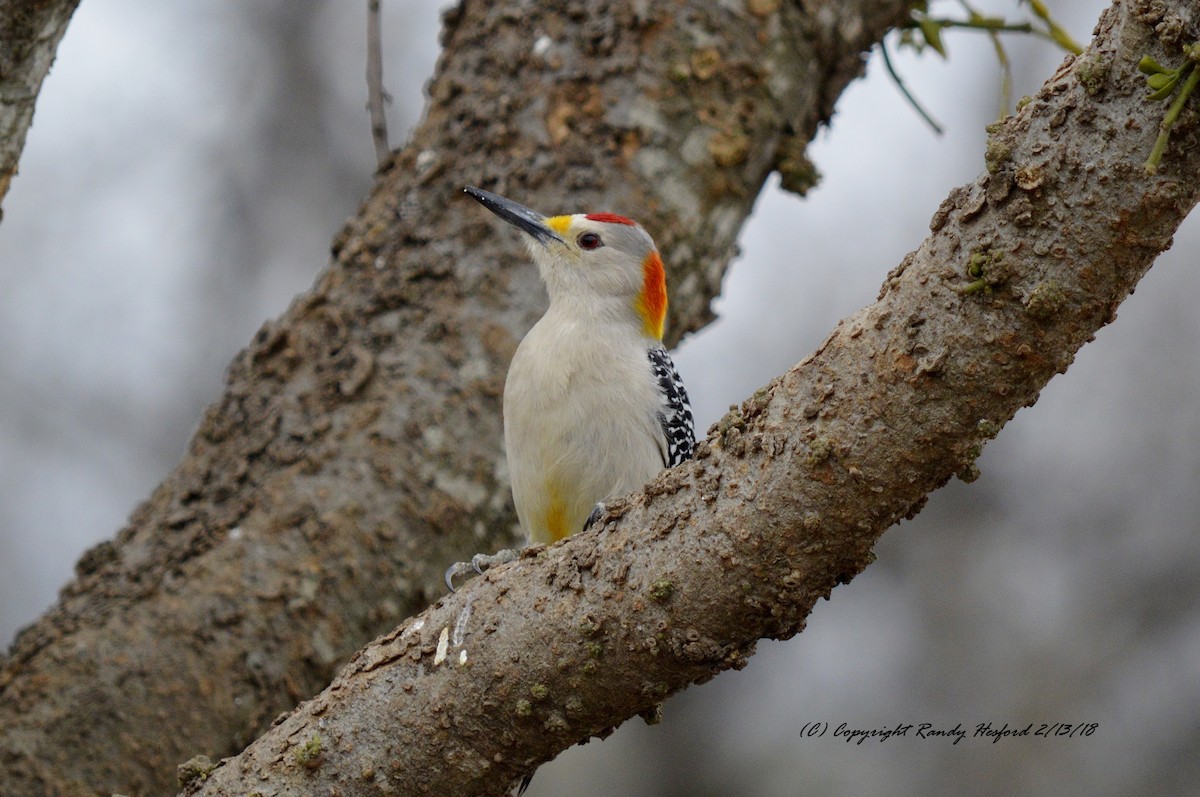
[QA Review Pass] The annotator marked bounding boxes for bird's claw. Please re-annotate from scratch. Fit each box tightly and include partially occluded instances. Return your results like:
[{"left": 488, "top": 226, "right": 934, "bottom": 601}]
[
  {"left": 583, "top": 501, "right": 607, "bottom": 530},
  {"left": 443, "top": 561, "right": 473, "bottom": 593},
  {"left": 444, "top": 549, "right": 520, "bottom": 592}
]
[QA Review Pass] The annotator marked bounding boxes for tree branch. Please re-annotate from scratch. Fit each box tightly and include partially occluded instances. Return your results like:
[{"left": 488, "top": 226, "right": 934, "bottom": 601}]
[
  {"left": 0, "top": 1, "right": 914, "bottom": 795},
  {"left": 0, "top": 0, "right": 81, "bottom": 217},
  {"left": 182, "top": 2, "right": 1200, "bottom": 795},
  {"left": 367, "top": 0, "right": 390, "bottom": 167}
]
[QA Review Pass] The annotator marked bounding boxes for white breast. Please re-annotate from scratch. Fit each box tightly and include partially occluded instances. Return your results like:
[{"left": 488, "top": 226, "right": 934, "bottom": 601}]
[{"left": 503, "top": 308, "right": 664, "bottom": 544}]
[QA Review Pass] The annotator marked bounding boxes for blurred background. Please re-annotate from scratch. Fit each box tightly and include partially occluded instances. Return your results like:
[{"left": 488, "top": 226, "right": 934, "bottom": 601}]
[{"left": 2, "top": 1, "right": 1197, "bottom": 795}]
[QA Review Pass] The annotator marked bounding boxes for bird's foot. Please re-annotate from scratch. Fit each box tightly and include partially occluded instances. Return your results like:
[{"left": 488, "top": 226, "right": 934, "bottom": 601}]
[
  {"left": 583, "top": 501, "right": 607, "bottom": 531},
  {"left": 444, "top": 548, "right": 519, "bottom": 592}
]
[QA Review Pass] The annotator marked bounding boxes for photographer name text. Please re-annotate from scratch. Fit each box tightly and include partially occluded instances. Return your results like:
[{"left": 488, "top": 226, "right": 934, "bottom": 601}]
[{"left": 797, "top": 722, "right": 1099, "bottom": 745}]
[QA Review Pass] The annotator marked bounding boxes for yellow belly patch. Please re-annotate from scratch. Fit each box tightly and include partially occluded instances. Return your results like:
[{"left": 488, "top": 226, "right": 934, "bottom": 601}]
[
  {"left": 539, "top": 478, "right": 576, "bottom": 543},
  {"left": 543, "top": 495, "right": 570, "bottom": 542}
]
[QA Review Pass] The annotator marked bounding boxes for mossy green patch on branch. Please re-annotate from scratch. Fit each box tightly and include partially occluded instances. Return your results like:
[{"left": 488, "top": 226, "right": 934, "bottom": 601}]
[
  {"left": 293, "top": 734, "right": 323, "bottom": 770},
  {"left": 956, "top": 248, "right": 1007, "bottom": 295},
  {"left": 1024, "top": 279, "right": 1067, "bottom": 319},
  {"left": 649, "top": 579, "right": 675, "bottom": 602}
]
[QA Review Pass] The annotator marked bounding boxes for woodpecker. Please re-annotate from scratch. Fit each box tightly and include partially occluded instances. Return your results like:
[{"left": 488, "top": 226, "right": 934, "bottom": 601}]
[{"left": 445, "top": 186, "right": 695, "bottom": 589}]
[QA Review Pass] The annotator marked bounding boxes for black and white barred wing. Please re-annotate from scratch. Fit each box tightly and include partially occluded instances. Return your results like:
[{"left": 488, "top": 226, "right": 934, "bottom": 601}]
[{"left": 647, "top": 345, "right": 695, "bottom": 467}]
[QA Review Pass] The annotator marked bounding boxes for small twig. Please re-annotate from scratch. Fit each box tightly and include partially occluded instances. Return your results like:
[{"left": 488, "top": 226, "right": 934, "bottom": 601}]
[
  {"left": 367, "top": 0, "right": 391, "bottom": 167},
  {"left": 986, "top": 27, "right": 1013, "bottom": 120},
  {"left": 937, "top": 18, "right": 1034, "bottom": 35},
  {"left": 880, "top": 40, "right": 945, "bottom": 135},
  {"left": 922, "top": 15, "right": 1075, "bottom": 52},
  {"left": 1146, "top": 61, "right": 1199, "bottom": 174},
  {"left": 1026, "top": 0, "right": 1084, "bottom": 55},
  {"left": 894, "top": 0, "right": 1082, "bottom": 131},
  {"left": 955, "top": 0, "right": 1013, "bottom": 118}
]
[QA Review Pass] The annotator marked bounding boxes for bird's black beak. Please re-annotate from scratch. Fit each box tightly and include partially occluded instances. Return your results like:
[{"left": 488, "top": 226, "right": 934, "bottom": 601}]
[{"left": 464, "top": 186, "right": 565, "bottom": 246}]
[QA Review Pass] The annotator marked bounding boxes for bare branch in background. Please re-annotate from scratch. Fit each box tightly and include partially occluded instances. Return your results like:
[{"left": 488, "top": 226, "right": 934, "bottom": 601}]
[
  {"left": 0, "top": 0, "right": 82, "bottom": 218},
  {"left": 367, "top": 0, "right": 391, "bottom": 167}
]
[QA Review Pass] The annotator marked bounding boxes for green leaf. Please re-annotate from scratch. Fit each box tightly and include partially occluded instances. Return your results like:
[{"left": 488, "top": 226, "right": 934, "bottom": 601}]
[
  {"left": 1147, "top": 72, "right": 1177, "bottom": 90},
  {"left": 1139, "top": 55, "right": 1168, "bottom": 75},
  {"left": 1148, "top": 73, "right": 1180, "bottom": 101},
  {"left": 917, "top": 18, "right": 948, "bottom": 58}
]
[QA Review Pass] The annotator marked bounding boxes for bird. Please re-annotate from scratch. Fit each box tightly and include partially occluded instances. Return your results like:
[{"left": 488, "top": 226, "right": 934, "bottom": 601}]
[{"left": 445, "top": 186, "right": 695, "bottom": 592}]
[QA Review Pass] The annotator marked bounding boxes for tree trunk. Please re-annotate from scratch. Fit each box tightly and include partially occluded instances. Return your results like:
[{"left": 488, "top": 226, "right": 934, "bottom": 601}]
[{"left": 0, "top": 1, "right": 915, "bottom": 795}]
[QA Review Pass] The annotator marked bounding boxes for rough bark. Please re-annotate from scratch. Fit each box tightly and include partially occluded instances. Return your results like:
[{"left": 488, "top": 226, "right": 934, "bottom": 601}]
[
  {"left": 178, "top": 1, "right": 1200, "bottom": 794},
  {"left": 0, "top": 0, "right": 80, "bottom": 215},
  {"left": 0, "top": 1, "right": 914, "bottom": 795}
]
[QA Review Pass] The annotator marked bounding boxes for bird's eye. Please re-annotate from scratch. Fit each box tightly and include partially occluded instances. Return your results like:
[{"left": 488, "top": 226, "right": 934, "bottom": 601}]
[{"left": 578, "top": 232, "right": 603, "bottom": 250}]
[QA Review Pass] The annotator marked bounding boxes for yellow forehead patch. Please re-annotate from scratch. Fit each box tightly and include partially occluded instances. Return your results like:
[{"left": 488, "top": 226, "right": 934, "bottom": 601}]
[{"left": 545, "top": 215, "right": 573, "bottom": 235}]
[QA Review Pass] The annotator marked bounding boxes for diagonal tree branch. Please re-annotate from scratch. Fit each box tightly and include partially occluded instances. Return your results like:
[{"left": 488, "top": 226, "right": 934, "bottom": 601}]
[
  {"left": 0, "top": 1, "right": 916, "bottom": 795},
  {"left": 182, "top": 2, "right": 1200, "bottom": 795},
  {"left": 0, "top": 0, "right": 80, "bottom": 217}
]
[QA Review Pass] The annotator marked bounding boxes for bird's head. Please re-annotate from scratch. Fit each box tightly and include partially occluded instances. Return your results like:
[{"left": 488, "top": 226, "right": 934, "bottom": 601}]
[{"left": 465, "top": 185, "right": 668, "bottom": 341}]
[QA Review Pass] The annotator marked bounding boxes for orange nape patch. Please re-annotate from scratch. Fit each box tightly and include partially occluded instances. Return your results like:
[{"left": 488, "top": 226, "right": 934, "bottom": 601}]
[
  {"left": 585, "top": 212, "right": 636, "bottom": 226},
  {"left": 635, "top": 251, "right": 667, "bottom": 340}
]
